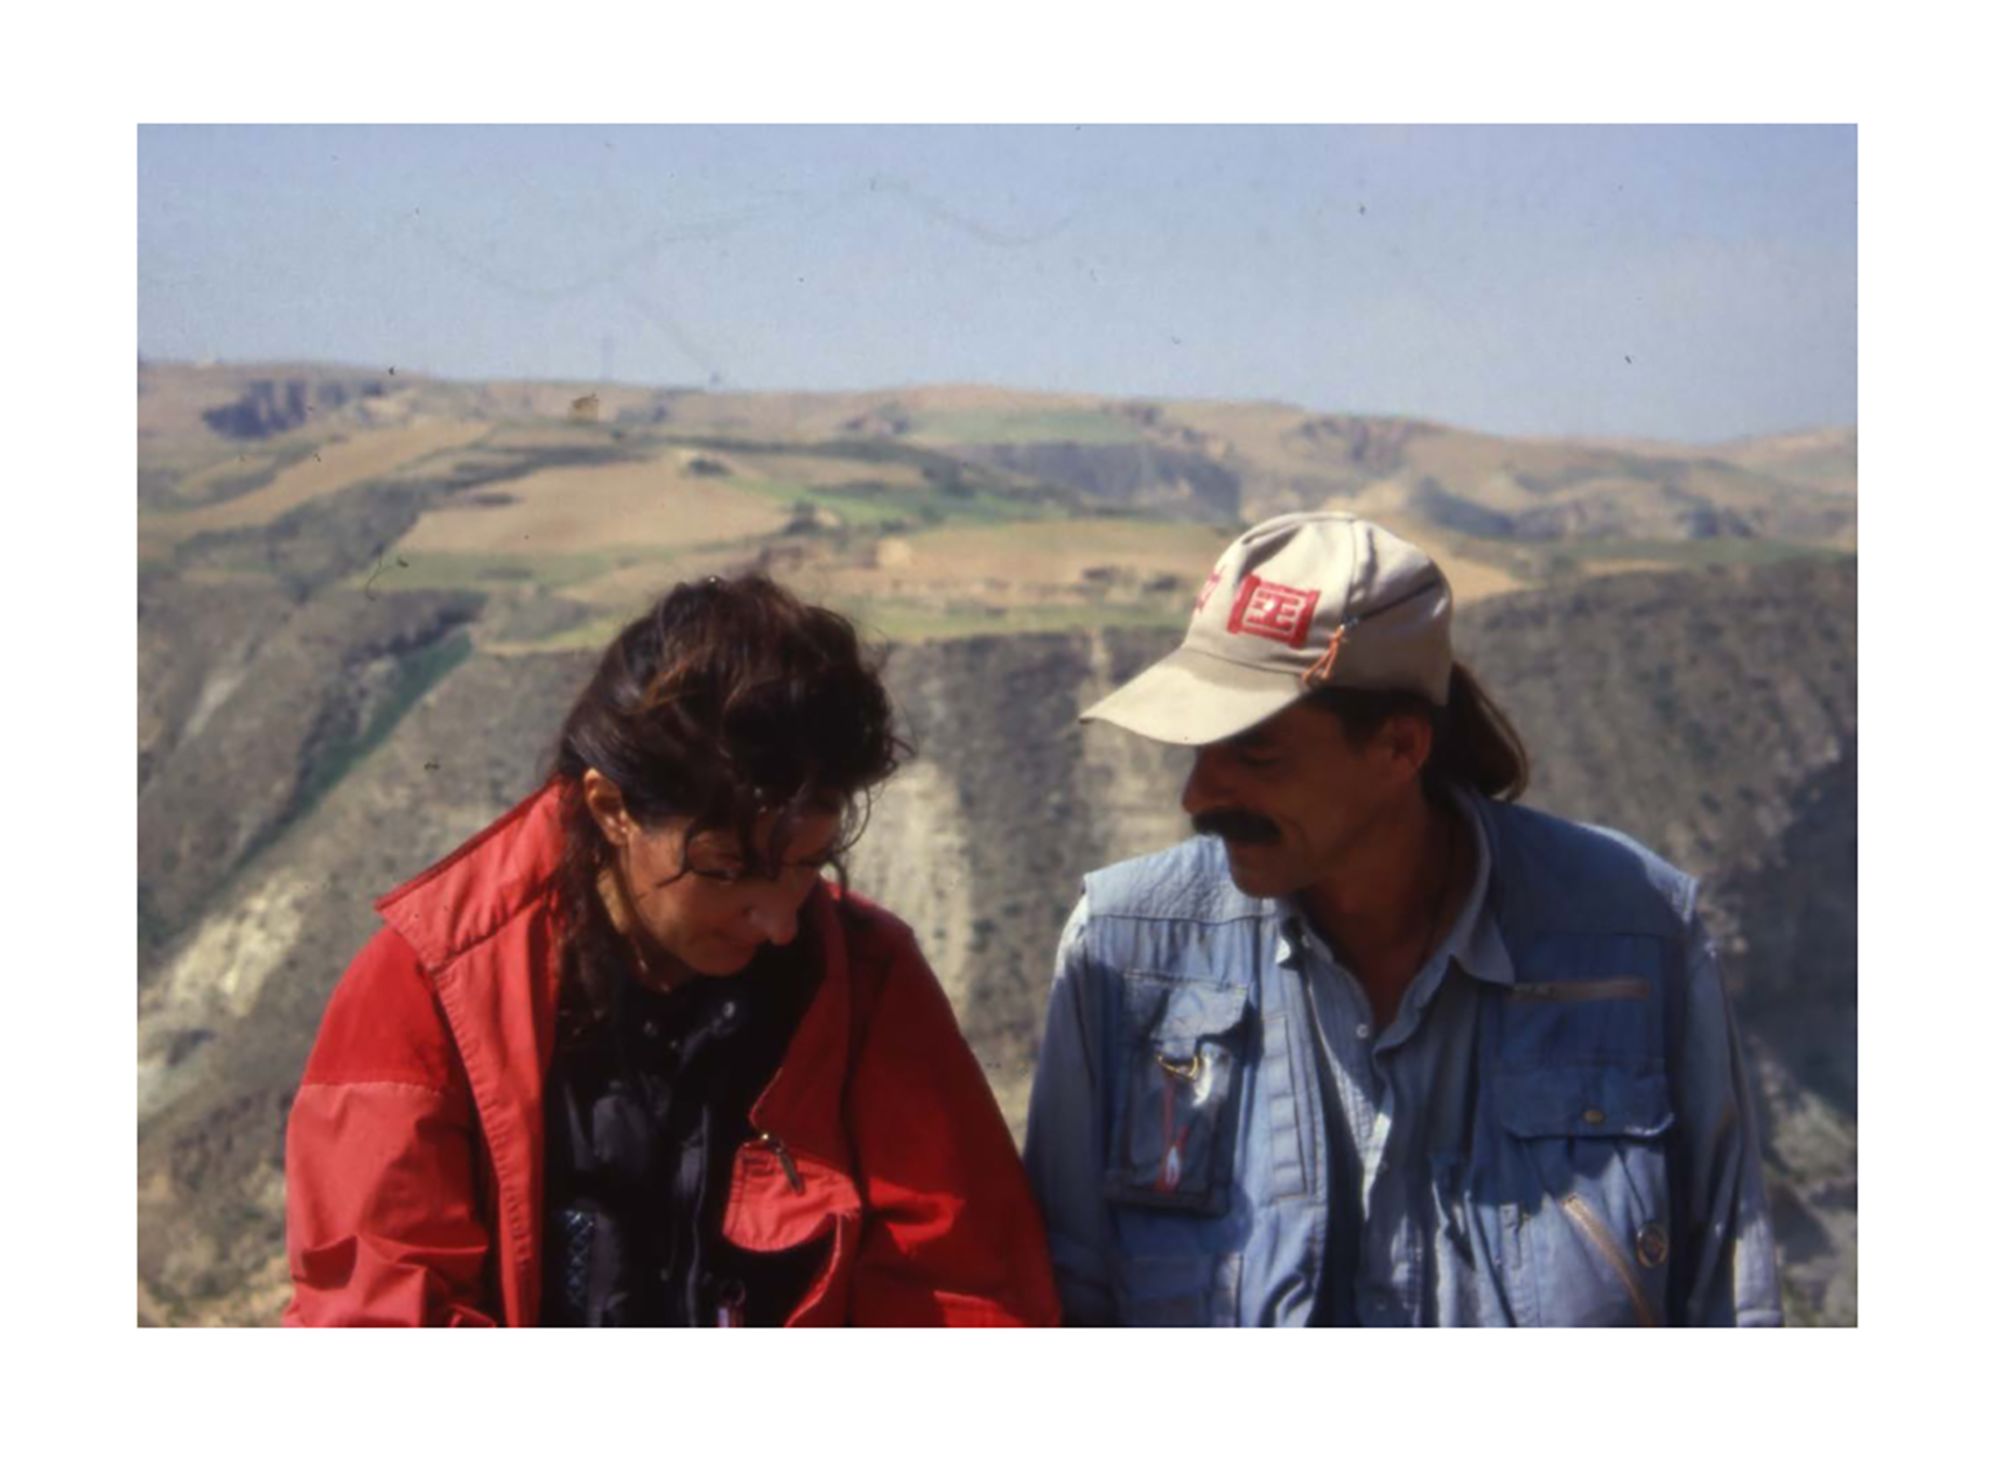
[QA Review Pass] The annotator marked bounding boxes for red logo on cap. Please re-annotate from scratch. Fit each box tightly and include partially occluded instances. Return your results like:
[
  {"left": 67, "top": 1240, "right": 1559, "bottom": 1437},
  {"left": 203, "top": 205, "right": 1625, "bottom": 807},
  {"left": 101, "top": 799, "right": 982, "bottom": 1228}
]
[{"left": 1227, "top": 575, "right": 1320, "bottom": 648}]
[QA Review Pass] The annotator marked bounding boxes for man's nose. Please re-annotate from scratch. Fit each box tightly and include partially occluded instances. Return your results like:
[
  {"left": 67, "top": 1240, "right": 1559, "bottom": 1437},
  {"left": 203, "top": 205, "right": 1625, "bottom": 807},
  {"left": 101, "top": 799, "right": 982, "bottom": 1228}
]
[{"left": 1181, "top": 745, "right": 1230, "bottom": 816}]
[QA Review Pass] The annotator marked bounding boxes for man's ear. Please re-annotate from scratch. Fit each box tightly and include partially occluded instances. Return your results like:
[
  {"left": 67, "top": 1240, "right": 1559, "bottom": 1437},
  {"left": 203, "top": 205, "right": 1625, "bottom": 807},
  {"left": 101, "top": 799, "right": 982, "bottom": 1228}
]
[
  {"left": 581, "top": 768, "right": 634, "bottom": 848},
  {"left": 1376, "top": 711, "right": 1435, "bottom": 786}
]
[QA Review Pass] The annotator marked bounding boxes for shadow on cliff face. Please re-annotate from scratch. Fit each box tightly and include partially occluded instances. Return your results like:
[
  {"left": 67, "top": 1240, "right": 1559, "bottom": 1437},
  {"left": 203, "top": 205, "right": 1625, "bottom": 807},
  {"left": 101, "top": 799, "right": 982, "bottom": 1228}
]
[
  {"left": 138, "top": 589, "right": 484, "bottom": 979},
  {"left": 1702, "top": 743, "right": 1857, "bottom": 1325},
  {"left": 201, "top": 377, "right": 389, "bottom": 439},
  {"left": 1713, "top": 744, "right": 1857, "bottom": 1118}
]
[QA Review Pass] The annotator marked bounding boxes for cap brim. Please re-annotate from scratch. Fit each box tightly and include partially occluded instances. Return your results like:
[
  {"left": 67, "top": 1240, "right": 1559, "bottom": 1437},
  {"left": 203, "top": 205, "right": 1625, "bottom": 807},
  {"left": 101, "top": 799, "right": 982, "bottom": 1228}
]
[{"left": 1079, "top": 645, "right": 1309, "bottom": 746}]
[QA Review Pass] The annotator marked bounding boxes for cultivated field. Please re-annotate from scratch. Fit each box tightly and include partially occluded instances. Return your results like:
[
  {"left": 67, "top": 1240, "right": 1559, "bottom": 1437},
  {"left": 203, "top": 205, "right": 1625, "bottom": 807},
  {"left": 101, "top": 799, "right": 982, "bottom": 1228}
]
[
  {"left": 140, "top": 420, "right": 489, "bottom": 549},
  {"left": 394, "top": 451, "right": 790, "bottom": 556}
]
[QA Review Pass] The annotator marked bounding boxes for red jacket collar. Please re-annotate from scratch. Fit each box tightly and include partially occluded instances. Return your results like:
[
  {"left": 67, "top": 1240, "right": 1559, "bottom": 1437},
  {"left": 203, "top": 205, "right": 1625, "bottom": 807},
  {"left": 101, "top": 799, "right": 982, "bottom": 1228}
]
[{"left": 373, "top": 778, "right": 570, "bottom": 972}]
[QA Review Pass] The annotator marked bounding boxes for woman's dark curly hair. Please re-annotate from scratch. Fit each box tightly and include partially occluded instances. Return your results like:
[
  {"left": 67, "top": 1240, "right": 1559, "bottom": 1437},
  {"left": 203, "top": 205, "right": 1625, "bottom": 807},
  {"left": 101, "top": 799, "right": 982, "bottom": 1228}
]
[{"left": 547, "top": 574, "right": 905, "bottom": 1036}]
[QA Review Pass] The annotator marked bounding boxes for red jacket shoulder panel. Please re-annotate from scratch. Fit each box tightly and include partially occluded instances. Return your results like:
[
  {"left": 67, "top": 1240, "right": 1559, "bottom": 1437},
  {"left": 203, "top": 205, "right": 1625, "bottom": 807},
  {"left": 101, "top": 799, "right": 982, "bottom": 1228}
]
[{"left": 301, "top": 925, "right": 464, "bottom": 1095}]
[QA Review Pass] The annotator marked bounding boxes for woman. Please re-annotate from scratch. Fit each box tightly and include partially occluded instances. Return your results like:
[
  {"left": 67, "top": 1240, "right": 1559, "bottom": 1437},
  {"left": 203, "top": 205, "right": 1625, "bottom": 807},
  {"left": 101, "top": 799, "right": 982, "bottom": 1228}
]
[{"left": 283, "top": 574, "right": 1059, "bottom": 1326}]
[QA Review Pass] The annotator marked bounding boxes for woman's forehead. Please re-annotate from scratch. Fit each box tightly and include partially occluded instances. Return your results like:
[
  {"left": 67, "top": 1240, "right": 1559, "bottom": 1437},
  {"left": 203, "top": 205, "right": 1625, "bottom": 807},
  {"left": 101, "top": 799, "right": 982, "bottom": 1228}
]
[{"left": 688, "top": 806, "right": 843, "bottom": 856}]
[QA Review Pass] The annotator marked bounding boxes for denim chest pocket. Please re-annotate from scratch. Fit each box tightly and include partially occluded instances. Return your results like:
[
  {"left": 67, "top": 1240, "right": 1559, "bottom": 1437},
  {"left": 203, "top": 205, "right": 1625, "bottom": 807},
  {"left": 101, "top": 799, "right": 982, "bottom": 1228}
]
[
  {"left": 1499, "top": 939, "right": 1666, "bottom": 1070},
  {"left": 1104, "top": 975, "right": 1252, "bottom": 1217},
  {"left": 1494, "top": 1066, "right": 1676, "bottom": 1327}
]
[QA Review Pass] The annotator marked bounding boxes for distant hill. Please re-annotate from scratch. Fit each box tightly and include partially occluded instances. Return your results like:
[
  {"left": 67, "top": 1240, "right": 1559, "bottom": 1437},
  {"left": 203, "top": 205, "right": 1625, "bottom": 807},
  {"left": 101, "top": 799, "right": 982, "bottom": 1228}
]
[
  {"left": 136, "top": 362, "right": 1856, "bottom": 1325},
  {"left": 140, "top": 360, "right": 1853, "bottom": 574}
]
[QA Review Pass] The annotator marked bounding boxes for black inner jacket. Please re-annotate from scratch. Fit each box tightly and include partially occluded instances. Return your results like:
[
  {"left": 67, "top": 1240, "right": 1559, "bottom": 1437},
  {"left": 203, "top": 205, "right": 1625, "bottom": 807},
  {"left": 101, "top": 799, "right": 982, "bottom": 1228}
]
[{"left": 540, "top": 932, "right": 828, "bottom": 1326}]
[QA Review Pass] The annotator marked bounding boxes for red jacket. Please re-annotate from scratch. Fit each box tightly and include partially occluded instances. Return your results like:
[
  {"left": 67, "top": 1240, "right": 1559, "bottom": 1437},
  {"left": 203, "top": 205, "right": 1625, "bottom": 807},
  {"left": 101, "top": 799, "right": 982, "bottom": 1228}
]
[{"left": 282, "top": 781, "right": 1060, "bottom": 1327}]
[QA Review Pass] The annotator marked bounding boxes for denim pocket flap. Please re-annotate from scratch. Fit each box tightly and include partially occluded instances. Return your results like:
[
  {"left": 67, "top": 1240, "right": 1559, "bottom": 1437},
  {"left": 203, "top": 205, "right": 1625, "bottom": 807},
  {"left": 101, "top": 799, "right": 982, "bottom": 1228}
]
[
  {"left": 1131, "top": 978, "right": 1251, "bottom": 1058},
  {"left": 1495, "top": 1066, "right": 1673, "bottom": 1140}
]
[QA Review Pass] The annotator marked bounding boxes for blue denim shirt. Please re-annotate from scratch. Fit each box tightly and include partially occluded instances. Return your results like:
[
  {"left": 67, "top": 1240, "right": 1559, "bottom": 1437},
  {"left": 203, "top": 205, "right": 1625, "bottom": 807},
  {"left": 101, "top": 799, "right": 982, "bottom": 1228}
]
[{"left": 1022, "top": 793, "right": 1781, "bottom": 1327}]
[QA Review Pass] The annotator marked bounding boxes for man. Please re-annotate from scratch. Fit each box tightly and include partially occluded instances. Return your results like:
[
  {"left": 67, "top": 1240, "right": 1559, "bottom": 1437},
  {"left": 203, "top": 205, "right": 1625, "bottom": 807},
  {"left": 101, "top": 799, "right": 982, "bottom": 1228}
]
[{"left": 1023, "top": 511, "right": 1780, "bottom": 1326}]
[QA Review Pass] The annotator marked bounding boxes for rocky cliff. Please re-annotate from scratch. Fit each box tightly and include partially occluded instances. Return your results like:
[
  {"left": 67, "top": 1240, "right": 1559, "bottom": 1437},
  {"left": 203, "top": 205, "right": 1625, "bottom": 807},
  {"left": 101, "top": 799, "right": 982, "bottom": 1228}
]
[{"left": 136, "top": 555, "right": 1855, "bottom": 1326}]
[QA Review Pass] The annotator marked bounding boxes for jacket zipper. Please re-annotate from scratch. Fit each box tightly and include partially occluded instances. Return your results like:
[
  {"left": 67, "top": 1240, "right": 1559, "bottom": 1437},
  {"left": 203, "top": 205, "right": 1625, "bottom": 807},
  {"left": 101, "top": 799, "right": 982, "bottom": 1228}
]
[
  {"left": 1559, "top": 1194, "right": 1659, "bottom": 1327},
  {"left": 754, "top": 1129, "right": 851, "bottom": 1326},
  {"left": 759, "top": 1131, "right": 805, "bottom": 1194},
  {"left": 715, "top": 1278, "right": 747, "bottom": 1328}
]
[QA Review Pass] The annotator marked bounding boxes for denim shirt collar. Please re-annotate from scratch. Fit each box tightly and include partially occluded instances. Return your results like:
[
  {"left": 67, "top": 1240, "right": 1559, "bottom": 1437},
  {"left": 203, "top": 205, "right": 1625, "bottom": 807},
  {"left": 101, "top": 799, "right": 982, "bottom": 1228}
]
[{"left": 1273, "top": 784, "right": 1516, "bottom": 992}]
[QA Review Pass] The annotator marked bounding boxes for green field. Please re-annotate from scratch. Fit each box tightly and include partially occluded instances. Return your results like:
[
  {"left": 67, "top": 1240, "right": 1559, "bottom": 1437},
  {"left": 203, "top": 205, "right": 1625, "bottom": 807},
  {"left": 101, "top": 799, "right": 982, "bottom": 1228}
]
[
  {"left": 721, "top": 471, "right": 1069, "bottom": 531},
  {"left": 650, "top": 430, "right": 1079, "bottom": 526}
]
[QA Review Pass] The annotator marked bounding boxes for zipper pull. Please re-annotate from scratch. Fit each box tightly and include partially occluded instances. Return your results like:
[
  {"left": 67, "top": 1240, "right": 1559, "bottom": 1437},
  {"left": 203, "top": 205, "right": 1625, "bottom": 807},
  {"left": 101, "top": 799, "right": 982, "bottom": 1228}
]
[
  {"left": 759, "top": 1131, "right": 804, "bottom": 1193},
  {"left": 715, "top": 1278, "right": 747, "bottom": 1328}
]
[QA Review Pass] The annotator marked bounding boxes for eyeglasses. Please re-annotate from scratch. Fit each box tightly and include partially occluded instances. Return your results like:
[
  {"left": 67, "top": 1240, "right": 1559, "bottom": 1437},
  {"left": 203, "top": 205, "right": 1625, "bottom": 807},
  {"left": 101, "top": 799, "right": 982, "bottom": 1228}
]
[{"left": 683, "top": 855, "right": 832, "bottom": 887}]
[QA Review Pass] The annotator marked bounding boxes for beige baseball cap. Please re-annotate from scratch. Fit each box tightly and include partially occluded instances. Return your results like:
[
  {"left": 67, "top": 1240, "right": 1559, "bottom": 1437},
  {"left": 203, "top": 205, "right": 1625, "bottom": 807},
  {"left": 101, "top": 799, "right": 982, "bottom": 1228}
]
[{"left": 1081, "top": 511, "right": 1454, "bottom": 746}]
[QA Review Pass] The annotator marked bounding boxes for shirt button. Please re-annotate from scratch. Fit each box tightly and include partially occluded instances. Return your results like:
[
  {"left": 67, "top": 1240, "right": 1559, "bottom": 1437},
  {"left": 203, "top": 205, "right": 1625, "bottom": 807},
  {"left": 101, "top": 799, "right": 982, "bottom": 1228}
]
[
  {"left": 641, "top": 1021, "right": 660, "bottom": 1039},
  {"left": 1356, "top": 1022, "right": 1371, "bottom": 1040}
]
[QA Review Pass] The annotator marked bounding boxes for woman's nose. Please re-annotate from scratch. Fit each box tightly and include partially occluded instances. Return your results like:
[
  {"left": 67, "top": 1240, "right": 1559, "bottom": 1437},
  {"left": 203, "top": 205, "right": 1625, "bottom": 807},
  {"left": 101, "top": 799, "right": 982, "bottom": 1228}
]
[{"left": 745, "top": 892, "right": 801, "bottom": 946}]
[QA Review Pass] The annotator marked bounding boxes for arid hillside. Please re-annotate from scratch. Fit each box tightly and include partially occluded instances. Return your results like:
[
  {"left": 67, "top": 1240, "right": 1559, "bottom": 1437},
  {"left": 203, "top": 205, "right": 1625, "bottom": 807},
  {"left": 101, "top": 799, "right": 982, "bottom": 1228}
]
[{"left": 137, "top": 362, "right": 1857, "bottom": 1326}]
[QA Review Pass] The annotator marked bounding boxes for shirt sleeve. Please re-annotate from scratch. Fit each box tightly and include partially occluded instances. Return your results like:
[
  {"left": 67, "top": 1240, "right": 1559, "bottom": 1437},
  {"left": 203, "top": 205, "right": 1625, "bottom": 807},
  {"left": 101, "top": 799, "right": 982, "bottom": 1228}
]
[
  {"left": 1021, "top": 892, "right": 1120, "bottom": 1325},
  {"left": 1668, "top": 914, "right": 1783, "bottom": 1326}
]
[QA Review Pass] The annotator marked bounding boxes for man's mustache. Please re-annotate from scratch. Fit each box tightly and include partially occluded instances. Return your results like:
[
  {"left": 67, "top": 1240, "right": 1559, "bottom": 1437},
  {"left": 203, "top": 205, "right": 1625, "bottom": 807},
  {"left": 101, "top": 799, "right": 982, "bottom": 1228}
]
[{"left": 1192, "top": 809, "right": 1281, "bottom": 846}]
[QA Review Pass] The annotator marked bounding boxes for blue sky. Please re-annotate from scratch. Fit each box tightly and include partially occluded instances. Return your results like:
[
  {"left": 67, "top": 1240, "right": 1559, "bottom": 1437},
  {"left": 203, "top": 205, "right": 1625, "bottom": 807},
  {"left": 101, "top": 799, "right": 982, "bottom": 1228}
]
[{"left": 138, "top": 125, "right": 1854, "bottom": 443}]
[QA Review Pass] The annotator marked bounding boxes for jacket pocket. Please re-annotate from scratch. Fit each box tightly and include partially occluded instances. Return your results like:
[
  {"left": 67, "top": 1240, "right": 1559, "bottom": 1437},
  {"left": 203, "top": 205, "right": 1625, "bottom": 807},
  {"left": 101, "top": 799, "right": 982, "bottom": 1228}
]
[
  {"left": 1494, "top": 1066, "right": 1675, "bottom": 1328},
  {"left": 1104, "top": 976, "right": 1252, "bottom": 1217}
]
